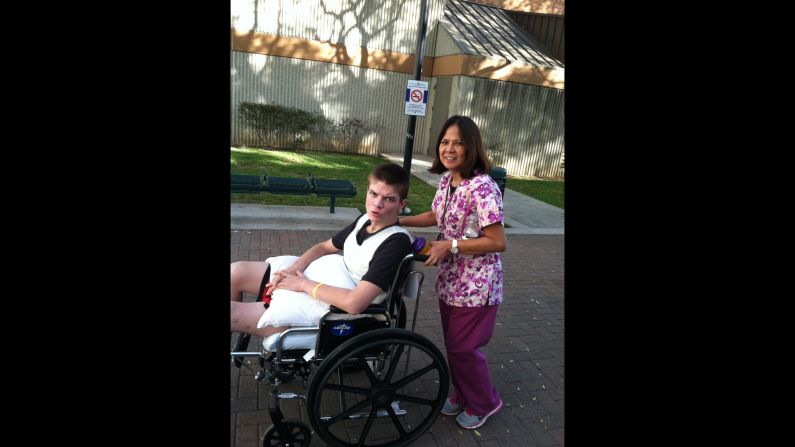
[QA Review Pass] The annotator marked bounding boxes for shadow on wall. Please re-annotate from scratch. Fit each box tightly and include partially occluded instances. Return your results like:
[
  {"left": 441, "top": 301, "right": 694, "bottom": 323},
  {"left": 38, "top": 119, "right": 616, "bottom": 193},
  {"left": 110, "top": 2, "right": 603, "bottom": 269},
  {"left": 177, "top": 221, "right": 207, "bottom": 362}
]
[{"left": 232, "top": 0, "right": 418, "bottom": 156}]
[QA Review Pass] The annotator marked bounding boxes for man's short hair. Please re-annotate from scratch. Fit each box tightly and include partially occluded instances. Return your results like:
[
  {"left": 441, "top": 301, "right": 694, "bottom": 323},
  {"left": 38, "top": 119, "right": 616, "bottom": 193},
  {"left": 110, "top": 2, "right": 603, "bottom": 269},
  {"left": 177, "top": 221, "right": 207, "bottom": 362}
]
[{"left": 369, "top": 163, "right": 410, "bottom": 199}]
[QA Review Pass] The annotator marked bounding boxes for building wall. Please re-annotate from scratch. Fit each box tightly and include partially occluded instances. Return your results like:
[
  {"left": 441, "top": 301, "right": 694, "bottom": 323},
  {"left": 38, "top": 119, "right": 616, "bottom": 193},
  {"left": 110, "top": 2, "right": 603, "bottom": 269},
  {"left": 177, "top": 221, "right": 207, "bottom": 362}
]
[
  {"left": 451, "top": 76, "right": 564, "bottom": 179},
  {"left": 231, "top": 0, "right": 447, "bottom": 56},
  {"left": 467, "top": 0, "right": 564, "bottom": 15},
  {"left": 231, "top": 51, "right": 431, "bottom": 155}
]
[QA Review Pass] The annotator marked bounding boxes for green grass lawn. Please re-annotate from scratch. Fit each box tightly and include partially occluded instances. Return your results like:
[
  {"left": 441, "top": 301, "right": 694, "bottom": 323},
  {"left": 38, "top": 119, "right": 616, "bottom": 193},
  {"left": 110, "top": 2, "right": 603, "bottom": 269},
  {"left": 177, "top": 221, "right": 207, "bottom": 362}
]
[
  {"left": 505, "top": 177, "right": 565, "bottom": 209},
  {"left": 231, "top": 147, "right": 564, "bottom": 213}
]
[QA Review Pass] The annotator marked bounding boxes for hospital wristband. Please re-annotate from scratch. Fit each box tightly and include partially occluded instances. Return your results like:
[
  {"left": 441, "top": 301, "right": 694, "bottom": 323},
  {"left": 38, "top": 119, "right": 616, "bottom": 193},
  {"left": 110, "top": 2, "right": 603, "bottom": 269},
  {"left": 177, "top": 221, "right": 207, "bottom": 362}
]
[{"left": 311, "top": 283, "right": 324, "bottom": 299}]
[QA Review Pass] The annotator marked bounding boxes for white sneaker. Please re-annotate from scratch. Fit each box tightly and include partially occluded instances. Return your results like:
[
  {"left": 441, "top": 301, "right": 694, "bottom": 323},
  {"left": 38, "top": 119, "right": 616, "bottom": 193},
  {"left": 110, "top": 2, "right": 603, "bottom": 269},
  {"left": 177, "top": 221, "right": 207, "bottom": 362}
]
[
  {"left": 456, "top": 398, "right": 503, "bottom": 429},
  {"left": 441, "top": 397, "right": 464, "bottom": 415}
]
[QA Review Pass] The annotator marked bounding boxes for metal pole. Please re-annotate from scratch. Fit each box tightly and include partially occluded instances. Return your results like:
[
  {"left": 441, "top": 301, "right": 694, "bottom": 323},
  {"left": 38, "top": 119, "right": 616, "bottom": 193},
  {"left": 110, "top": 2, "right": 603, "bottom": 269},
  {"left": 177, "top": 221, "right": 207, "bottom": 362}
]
[{"left": 401, "top": 0, "right": 429, "bottom": 215}]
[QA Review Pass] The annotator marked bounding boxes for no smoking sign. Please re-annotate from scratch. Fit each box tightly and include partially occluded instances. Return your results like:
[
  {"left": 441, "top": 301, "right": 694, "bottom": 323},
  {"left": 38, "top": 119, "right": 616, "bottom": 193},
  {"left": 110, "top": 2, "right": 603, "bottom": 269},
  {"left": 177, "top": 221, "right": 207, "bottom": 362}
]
[{"left": 405, "top": 80, "right": 429, "bottom": 116}]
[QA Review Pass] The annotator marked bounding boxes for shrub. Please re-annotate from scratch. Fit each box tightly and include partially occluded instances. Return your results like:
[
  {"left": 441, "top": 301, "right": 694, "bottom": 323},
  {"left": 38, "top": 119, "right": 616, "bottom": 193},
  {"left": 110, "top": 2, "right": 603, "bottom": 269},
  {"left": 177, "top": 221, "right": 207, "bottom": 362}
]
[
  {"left": 332, "top": 118, "right": 367, "bottom": 152},
  {"left": 238, "top": 102, "right": 325, "bottom": 149},
  {"left": 238, "top": 101, "right": 377, "bottom": 152}
]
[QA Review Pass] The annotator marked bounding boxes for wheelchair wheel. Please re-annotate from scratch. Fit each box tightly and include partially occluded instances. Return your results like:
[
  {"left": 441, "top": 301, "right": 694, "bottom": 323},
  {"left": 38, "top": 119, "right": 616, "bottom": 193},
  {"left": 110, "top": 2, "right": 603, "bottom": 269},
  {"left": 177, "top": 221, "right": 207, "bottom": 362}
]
[
  {"left": 307, "top": 328, "right": 449, "bottom": 447},
  {"left": 340, "top": 301, "right": 406, "bottom": 374},
  {"left": 262, "top": 419, "right": 310, "bottom": 447}
]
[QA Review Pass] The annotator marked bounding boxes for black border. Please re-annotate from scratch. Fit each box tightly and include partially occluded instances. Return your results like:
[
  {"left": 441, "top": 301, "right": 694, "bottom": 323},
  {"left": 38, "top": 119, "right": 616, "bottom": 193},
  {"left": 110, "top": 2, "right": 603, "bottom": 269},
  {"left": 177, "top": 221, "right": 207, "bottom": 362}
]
[{"left": 31, "top": 4, "right": 233, "bottom": 443}]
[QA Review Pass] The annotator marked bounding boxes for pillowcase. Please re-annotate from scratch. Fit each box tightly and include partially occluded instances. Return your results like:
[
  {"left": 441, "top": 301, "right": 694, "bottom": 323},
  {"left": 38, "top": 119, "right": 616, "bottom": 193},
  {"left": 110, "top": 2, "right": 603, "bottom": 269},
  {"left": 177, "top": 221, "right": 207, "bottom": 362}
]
[{"left": 257, "top": 254, "right": 355, "bottom": 328}]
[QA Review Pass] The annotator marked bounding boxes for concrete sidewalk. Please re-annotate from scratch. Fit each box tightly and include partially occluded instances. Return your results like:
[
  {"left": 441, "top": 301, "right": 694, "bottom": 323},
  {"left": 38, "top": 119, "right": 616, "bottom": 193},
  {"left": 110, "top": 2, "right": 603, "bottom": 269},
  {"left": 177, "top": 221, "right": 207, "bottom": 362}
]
[{"left": 230, "top": 153, "right": 564, "bottom": 234}]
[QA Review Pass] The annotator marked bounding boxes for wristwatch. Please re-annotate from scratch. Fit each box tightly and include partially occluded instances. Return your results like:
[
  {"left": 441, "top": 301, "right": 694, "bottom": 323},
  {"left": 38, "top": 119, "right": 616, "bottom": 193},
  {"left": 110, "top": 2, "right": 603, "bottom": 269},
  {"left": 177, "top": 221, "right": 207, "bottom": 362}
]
[{"left": 451, "top": 239, "right": 459, "bottom": 254}]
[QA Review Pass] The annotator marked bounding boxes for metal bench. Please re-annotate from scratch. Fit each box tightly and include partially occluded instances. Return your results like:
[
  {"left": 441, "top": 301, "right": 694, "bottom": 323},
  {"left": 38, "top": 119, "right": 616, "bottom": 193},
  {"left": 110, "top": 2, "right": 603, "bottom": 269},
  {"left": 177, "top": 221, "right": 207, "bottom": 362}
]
[
  {"left": 309, "top": 174, "right": 358, "bottom": 214},
  {"left": 266, "top": 175, "right": 314, "bottom": 195},
  {"left": 230, "top": 174, "right": 265, "bottom": 193},
  {"left": 230, "top": 173, "right": 357, "bottom": 213}
]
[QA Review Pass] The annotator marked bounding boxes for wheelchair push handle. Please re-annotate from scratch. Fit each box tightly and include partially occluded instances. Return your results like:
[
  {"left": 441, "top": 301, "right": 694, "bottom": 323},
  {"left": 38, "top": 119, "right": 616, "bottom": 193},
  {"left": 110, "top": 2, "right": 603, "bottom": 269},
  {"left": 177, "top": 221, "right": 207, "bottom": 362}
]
[{"left": 412, "top": 253, "right": 429, "bottom": 263}]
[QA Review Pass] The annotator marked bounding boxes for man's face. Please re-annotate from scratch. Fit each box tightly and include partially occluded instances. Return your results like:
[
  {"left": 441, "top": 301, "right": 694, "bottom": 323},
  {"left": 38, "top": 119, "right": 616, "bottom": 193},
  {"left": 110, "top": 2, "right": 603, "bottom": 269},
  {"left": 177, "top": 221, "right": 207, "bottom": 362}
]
[{"left": 365, "top": 179, "right": 406, "bottom": 226}]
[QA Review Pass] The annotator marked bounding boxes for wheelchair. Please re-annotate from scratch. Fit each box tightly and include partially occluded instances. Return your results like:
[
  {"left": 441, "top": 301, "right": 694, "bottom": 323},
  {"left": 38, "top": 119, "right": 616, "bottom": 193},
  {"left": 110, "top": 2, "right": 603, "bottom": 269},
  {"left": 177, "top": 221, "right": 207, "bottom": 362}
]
[{"left": 231, "top": 253, "right": 449, "bottom": 447}]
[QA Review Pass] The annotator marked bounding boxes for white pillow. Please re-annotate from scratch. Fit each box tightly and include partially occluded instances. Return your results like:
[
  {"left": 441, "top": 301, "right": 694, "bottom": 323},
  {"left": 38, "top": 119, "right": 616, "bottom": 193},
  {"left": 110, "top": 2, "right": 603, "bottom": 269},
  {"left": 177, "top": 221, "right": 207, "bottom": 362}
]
[{"left": 257, "top": 254, "right": 355, "bottom": 328}]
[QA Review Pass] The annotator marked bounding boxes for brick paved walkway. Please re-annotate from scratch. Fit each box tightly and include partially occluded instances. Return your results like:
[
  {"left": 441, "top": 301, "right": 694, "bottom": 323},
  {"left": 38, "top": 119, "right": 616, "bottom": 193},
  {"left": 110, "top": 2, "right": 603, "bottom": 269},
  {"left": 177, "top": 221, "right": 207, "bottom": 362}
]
[{"left": 231, "top": 229, "right": 564, "bottom": 446}]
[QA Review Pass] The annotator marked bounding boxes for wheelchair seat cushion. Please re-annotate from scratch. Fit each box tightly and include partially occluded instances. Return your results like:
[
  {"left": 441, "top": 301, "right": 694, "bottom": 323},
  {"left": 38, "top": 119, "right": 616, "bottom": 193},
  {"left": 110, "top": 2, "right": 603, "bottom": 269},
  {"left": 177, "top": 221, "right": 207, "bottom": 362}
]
[
  {"left": 257, "top": 254, "right": 357, "bottom": 328},
  {"left": 263, "top": 331, "right": 317, "bottom": 352},
  {"left": 262, "top": 313, "right": 388, "bottom": 353}
]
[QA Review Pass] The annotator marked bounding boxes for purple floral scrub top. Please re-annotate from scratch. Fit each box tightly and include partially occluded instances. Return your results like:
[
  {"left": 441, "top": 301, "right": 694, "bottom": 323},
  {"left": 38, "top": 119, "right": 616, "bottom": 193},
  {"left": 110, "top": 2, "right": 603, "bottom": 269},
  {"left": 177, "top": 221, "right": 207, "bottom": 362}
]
[{"left": 432, "top": 171, "right": 504, "bottom": 307}]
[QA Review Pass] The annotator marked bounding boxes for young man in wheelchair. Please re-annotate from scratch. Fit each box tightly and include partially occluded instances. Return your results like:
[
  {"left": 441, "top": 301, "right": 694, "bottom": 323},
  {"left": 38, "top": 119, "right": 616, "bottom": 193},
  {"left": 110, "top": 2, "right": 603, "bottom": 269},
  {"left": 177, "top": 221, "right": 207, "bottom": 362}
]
[{"left": 230, "top": 163, "right": 412, "bottom": 339}]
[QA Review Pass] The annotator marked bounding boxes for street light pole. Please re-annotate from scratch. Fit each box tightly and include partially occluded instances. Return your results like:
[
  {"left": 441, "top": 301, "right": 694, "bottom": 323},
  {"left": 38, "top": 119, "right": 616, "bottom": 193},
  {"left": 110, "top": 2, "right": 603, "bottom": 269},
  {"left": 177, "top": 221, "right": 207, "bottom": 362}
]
[{"left": 401, "top": 0, "right": 429, "bottom": 216}]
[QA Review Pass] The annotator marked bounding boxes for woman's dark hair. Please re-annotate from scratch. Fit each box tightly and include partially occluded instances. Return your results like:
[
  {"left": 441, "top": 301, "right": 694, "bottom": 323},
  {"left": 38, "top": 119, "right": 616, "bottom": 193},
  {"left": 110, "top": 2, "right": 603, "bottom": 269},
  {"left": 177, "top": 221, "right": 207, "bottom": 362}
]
[
  {"left": 369, "top": 163, "right": 410, "bottom": 199},
  {"left": 428, "top": 115, "right": 492, "bottom": 178}
]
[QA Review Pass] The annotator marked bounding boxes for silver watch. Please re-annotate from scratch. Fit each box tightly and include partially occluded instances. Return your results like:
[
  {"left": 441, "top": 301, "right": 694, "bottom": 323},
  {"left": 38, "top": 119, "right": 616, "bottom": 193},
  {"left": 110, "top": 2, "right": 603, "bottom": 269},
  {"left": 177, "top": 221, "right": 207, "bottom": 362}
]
[{"left": 450, "top": 239, "right": 459, "bottom": 254}]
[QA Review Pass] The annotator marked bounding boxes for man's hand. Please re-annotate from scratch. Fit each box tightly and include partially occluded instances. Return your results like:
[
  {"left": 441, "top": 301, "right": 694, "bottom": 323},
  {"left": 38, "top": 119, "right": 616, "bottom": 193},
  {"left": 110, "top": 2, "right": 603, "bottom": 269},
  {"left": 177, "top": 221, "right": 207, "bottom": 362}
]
[
  {"left": 265, "top": 268, "right": 302, "bottom": 295},
  {"left": 270, "top": 270, "right": 307, "bottom": 294}
]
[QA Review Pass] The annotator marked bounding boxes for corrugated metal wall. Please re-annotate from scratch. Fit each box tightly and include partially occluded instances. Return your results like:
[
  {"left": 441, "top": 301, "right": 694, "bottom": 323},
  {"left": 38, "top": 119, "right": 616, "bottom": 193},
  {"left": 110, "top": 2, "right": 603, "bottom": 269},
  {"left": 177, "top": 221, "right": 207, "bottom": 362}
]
[
  {"left": 231, "top": 0, "right": 447, "bottom": 56},
  {"left": 231, "top": 51, "right": 431, "bottom": 155},
  {"left": 506, "top": 11, "right": 564, "bottom": 64},
  {"left": 230, "top": 0, "right": 564, "bottom": 179},
  {"left": 452, "top": 76, "right": 564, "bottom": 179},
  {"left": 230, "top": 50, "right": 564, "bottom": 177}
]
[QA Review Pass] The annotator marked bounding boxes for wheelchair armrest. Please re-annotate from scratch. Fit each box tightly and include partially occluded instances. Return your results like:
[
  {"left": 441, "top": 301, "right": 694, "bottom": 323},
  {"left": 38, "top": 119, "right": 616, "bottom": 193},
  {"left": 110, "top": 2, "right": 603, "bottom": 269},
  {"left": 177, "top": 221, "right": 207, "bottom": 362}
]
[{"left": 329, "top": 304, "right": 387, "bottom": 315}]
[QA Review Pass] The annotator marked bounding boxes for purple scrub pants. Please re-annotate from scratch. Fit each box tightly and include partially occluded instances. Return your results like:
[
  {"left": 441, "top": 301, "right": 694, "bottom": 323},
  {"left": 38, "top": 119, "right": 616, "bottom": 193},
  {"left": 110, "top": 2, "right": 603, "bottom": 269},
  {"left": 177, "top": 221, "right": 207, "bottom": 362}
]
[{"left": 438, "top": 299, "right": 501, "bottom": 416}]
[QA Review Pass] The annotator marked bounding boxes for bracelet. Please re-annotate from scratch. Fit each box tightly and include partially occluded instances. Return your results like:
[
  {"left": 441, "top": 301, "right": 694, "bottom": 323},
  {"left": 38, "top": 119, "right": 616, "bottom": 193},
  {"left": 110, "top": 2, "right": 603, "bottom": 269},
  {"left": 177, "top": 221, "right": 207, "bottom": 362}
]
[{"left": 311, "top": 283, "right": 324, "bottom": 299}]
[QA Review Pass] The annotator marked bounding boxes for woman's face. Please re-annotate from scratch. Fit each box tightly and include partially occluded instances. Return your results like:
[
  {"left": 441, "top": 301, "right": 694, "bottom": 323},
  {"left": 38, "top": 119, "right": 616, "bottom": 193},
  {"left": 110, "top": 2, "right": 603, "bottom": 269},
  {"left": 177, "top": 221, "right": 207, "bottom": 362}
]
[{"left": 439, "top": 124, "right": 466, "bottom": 174}]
